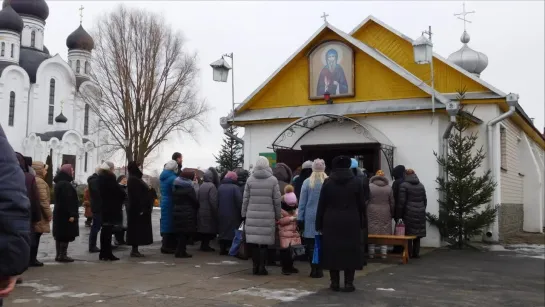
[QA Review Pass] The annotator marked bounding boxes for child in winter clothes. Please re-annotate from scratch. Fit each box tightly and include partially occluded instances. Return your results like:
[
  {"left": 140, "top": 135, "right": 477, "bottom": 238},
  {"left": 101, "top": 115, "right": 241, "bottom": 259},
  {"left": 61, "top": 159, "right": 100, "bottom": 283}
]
[{"left": 277, "top": 184, "right": 302, "bottom": 275}]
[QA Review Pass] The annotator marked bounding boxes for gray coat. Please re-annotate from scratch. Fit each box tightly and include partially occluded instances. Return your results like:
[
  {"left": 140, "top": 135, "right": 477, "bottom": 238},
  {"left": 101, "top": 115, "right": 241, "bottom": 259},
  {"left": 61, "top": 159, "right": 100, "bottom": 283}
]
[
  {"left": 367, "top": 176, "right": 394, "bottom": 235},
  {"left": 197, "top": 170, "right": 219, "bottom": 234},
  {"left": 241, "top": 165, "right": 281, "bottom": 245},
  {"left": 397, "top": 173, "right": 427, "bottom": 237}
]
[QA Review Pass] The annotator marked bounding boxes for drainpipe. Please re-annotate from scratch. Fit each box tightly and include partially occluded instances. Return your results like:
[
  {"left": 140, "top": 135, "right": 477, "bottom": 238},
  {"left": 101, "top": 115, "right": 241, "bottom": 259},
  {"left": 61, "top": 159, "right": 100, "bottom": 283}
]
[{"left": 485, "top": 93, "right": 518, "bottom": 242}]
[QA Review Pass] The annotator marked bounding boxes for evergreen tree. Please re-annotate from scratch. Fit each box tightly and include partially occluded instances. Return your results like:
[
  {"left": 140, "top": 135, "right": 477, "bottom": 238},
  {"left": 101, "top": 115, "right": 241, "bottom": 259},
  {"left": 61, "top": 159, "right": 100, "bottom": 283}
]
[
  {"left": 427, "top": 103, "right": 497, "bottom": 249},
  {"left": 214, "top": 126, "right": 244, "bottom": 174}
]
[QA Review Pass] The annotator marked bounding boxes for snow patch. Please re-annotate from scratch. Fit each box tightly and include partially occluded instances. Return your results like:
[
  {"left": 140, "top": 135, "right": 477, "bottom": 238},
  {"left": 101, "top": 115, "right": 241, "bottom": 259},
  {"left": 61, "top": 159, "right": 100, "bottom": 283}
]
[
  {"left": 95, "top": 300, "right": 105, "bottom": 303},
  {"left": 486, "top": 245, "right": 508, "bottom": 251},
  {"left": 13, "top": 299, "right": 43, "bottom": 304},
  {"left": 149, "top": 294, "right": 185, "bottom": 299},
  {"left": 377, "top": 288, "right": 396, "bottom": 291},
  {"left": 43, "top": 292, "right": 99, "bottom": 298},
  {"left": 229, "top": 287, "right": 315, "bottom": 302},
  {"left": 19, "top": 282, "right": 62, "bottom": 292},
  {"left": 195, "top": 265, "right": 201, "bottom": 268},
  {"left": 138, "top": 261, "right": 174, "bottom": 266},
  {"left": 43, "top": 262, "right": 61, "bottom": 265},
  {"left": 212, "top": 277, "right": 220, "bottom": 279},
  {"left": 207, "top": 260, "right": 239, "bottom": 265}
]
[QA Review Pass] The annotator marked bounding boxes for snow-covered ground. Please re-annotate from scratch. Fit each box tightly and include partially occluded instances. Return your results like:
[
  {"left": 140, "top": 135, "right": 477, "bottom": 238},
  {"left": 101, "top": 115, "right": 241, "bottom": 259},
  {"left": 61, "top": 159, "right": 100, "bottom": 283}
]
[{"left": 486, "top": 244, "right": 545, "bottom": 260}]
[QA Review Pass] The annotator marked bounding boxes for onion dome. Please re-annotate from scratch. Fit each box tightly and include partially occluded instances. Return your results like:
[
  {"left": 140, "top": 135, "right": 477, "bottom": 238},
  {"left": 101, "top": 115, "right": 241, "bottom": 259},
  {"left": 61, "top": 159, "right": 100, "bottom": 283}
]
[
  {"left": 43, "top": 45, "right": 49, "bottom": 54},
  {"left": 55, "top": 112, "right": 67, "bottom": 123},
  {"left": 2, "top": 0, "right": 49, "bottom": 21},
  {"left": 447, "top": 30, "right": 488, "bottom": 77},
  {"left": 66, "top": 25, "right": 94, "bottom": 51},
  {"left": 19, "top": 46, "right": 50, "bottom": 83},
  {"left": 0, "top": 4, "right": 23, "bottom": 33}
]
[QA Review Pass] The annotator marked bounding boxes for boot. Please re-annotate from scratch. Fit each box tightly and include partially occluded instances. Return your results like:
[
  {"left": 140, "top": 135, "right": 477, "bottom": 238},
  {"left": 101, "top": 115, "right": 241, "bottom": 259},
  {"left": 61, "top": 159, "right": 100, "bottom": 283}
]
[
  {"left": 314, "top": 265, "right": 324, "bottom": 278},
  {"left": 258, "top": 247, "right": 269, "bottom": 276},
  {"left": 200, "top": 240, "right": 215, "bottom": 252},
  {"left": 219, "top": 241, "right": 229, "bottom": 256},
  {"left": 309, "top": 265, "right": 317, "bottom": 278},
  {"left": 58, "top": 242, "right": 74, "bottom": 263},
  {"left": 55, "top": 241, "right": 61, "bottom": 262},
  {"left": 267, "top": 248, "right": 277, "bottom": 266},
  {"left": 412, "top": 238, "right": 421, "bottom": 259},
  {"left": 251, "top": 246, "right": 260, "bottom": 275},
  {"left": 329, "top": 270, "right": 340, "bottom": 292},
  {"left": 342, "top": 270, "right": 356, "bottom": 292}
]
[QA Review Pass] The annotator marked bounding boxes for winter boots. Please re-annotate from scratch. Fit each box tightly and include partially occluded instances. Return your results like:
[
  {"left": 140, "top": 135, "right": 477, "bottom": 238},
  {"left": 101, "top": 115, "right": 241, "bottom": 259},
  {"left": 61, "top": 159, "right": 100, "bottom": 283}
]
[
  {"left": 251, "top": 245, "right": 269, "bottom": 275},
  {"left": 329, "top": 270, "right": 355, "bottom": 292},
  {"left": 310, "top": 264, "right": 324, "bottom": 278},
  {"left": 329, "top": 270, "right": 340, "bottom": 292},
  {"left": 56, "top": 242, "right": 74, "bottom": 263}
]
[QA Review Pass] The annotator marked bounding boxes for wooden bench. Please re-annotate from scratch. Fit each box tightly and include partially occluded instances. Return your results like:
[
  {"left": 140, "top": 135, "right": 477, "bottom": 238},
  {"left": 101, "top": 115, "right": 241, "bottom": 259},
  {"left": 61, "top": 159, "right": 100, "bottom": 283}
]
[{"left": 367, "top": 234, "right": 417, "bottom": 264}]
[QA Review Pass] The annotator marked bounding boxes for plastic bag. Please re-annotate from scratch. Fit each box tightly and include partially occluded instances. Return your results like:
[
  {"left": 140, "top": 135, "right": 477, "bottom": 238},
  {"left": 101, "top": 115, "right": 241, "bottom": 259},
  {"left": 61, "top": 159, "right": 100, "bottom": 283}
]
[
  {"left": 312, "top": 234, "right": 322, "bottom": 264},
  {"left": 229, "top": 222, "right": 246, "bottom": 258},
  {"left": 395, "top": 219, "right": 405, "bottom": 236}
]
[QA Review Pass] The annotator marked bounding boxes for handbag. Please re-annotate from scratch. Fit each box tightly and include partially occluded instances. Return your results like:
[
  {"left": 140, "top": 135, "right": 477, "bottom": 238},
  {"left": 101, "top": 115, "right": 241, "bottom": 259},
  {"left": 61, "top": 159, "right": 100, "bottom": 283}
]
[
  {"left": 312, "top": 234, "right": 322, "bottom": 265},
  {"left": 290, "top": 244, "right": 306, "bottom": 258},
  {"left": 395, "top": 219, "right": 405, "bottom": 236}
]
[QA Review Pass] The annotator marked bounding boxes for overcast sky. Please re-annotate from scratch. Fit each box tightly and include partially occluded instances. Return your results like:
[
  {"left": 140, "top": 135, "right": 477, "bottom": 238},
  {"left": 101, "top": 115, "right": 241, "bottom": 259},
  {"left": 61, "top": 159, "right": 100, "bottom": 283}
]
[{"left": 44, "top": 1, "right": 544, "bottom": 172}]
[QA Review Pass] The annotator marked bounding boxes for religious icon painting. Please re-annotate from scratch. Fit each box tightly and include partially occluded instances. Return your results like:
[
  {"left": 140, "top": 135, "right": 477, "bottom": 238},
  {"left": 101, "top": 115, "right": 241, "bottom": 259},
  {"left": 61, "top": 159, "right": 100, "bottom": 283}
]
[{"left": 308, "top": 41, "right": 355, "bottom": 100}]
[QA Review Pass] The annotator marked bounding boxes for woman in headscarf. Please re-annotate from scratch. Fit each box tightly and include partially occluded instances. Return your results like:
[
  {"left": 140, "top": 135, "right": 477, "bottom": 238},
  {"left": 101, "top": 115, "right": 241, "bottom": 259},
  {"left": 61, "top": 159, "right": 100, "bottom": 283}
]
[
  {"left": 30, "top": 161, "right": 52, "bottom": 267},
  {"left": 242, "top": 156, "right": 281, "bottom": 275},
  {"left": 397, "top": 168, "right": 427, "bottom": 258},
  {"left": 217, "top": 171, "right": 243, "bottom": 255},
  {"left": 316, "top": 156, "right": 366, "bottom": 292},
  {"left": 197, "top": 167, "right": 219, "bottom": 252},
  {"left": 297, "top": 159, "right": 327, "bottom": 278},
  {"left": 52, "top": 164, "right": 79, "bottom": 262},
  {"left": 126, "top": 161, "right": 154, "bottom": 257},
  {"left": 172, "top": 169, "right": 200, "bottom": 258},
  {"left": 293, "top": 161, "right": 313, "bottom": 199},
  {"left": 159, "top": 160, "right": 179, "bottom": 254},
  {"left": 367, "top": 170, "right": 394, "bottom": 258}
]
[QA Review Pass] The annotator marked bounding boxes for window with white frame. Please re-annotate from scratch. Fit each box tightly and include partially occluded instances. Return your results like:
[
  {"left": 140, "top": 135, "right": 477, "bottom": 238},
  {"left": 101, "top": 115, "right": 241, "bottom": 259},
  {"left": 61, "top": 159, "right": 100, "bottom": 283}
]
[{"left": 8, "top": 91, "right": 15, "bottom": 126}]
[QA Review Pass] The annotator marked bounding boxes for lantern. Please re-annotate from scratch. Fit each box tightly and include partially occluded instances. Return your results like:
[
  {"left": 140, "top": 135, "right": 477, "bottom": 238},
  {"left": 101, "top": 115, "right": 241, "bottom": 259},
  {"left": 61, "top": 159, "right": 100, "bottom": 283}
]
[
  {"left": 210, "top": 58, "right": 232, "bottom": 82},
  {"left": 324, "top": 91, "right": 333, "bottom": 104},
  {"left": 412, "top": 34, "right": 433, "bottom": 64}
]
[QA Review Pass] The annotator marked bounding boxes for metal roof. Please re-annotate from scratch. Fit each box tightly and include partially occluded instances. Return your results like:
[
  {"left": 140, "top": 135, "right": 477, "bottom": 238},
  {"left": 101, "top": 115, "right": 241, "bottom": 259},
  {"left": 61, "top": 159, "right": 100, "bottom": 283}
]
[{"left": 35, "top": 130, "right": 91, "bottom": 144}]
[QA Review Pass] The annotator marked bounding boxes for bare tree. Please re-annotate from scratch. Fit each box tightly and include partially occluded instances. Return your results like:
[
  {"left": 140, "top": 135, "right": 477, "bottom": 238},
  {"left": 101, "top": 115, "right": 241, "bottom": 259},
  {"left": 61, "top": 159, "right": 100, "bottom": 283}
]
[{"left": 81, "top": 5, "right": 209, "bottom": 165}]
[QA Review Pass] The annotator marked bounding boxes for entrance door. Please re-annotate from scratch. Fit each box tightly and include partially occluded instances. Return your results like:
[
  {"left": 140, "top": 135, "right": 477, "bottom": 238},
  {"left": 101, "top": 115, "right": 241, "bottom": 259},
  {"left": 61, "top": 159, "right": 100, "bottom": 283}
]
[
  {"left": 276, "top": 149, "right": 304, "bottom": 173},
  {"left": 301, "top": 143, "right": 381, "bottom": 174},
  {"left": 62, "top": 154, "right": 76, "bottom": 176}
]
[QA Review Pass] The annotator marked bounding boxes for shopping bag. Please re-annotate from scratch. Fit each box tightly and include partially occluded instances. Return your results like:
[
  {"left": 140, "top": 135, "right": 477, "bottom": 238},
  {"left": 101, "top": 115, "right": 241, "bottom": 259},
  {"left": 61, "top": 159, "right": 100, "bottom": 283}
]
[
  {"left": 312, "top": 234, "right": 322, "bottom": 265},
  {"left": 395, "top": 219, "right": 405, "bottom": 236},
  {"left": 290, "top": 244, "right": 306, "bottom": 259},
  {"left": 229, "top": 222, "right": 245, "bottom": 256}
]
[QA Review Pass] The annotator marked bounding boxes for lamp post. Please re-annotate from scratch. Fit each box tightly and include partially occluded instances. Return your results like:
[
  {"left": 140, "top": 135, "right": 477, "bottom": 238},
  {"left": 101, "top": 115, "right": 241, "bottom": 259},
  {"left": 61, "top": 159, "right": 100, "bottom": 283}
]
[
  {"left": 412, "top": 26, "right": 435, "bottom": 114},
  {"left": 210, "top": 53, "right": 235, "bottom": 118},
  {"left": 123, "top": 138, "right": 129, "bottom": 175}
]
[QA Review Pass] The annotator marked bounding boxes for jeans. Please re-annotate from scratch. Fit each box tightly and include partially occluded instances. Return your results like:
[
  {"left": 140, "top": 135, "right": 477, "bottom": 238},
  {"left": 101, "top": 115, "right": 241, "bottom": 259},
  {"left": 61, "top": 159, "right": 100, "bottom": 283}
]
[
  {"left": 89, "top": 215, "right": 102, "bottom": 249},
  {"left": 99, "top": 225, "right": 113, "bottom": 258},
  {"left": 30, "top": 232, "right": 42, "bottom": 262}
]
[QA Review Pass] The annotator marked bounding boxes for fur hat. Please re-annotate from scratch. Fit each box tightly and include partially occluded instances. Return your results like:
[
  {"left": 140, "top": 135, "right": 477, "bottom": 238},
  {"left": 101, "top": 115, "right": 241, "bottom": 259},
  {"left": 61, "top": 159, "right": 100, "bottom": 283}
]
[
  {"left": 312, "top": 159, "right": 326, "bottom": 172},
  {"left": 164, "top": 160, "right": 178, "bottom": 171},
  {"left": 302, "top": 160, "right": 313, "bottom": 169},
  {"left": 332, "top": 156, "right": 352, "bottom": 169},
  {"left": 255, "top": 156, "right": 269, "bottom": 169},
  {"left": 225, "top": 171, "right": 238, "bottom": 181}
]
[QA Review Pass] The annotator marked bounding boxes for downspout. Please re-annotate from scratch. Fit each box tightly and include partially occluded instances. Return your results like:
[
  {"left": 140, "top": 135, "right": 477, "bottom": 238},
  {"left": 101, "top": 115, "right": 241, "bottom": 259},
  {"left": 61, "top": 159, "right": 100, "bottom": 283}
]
[
  {"left": 25, "top": 84, "right": 33, "bottom": 137},
  {"left": 485, "top": 93, "right": 518, "bottom": 242}
]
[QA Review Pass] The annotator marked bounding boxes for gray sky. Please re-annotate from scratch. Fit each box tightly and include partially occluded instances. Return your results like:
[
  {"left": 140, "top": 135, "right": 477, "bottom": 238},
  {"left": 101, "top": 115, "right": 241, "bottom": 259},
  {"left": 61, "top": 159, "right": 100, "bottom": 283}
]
[{"left": 45, "top": 1, "right": 544, "bottom": 172}]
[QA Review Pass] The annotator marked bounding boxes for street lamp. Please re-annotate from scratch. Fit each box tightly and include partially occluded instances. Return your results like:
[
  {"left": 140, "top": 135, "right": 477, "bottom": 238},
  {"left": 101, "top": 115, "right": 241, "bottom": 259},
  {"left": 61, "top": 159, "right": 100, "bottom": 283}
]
[
  {"left": 210, "top": 53, "right": 235, "bottom": 117},
  {"left": 123, "top": 138, "right": 129, "bottom": 175},
  {"left": 412, "top": 26, "right": 435, "bottom": 114}
]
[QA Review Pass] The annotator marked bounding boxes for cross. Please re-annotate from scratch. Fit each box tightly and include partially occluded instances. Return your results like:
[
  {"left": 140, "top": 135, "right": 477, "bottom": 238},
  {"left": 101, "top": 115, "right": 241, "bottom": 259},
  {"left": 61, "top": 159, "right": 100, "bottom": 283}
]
[
  {"left": 454, "top": 2, "right": 475, "bottom": 31},
  {"left": 321, "top": 12, "right": 329, "bottom": 23},
  {"left": 60, "top": 100, "right": 64, "bottom": 112},
  {"left": 79, "top": 5, "right": 84, "bottom": 24}
]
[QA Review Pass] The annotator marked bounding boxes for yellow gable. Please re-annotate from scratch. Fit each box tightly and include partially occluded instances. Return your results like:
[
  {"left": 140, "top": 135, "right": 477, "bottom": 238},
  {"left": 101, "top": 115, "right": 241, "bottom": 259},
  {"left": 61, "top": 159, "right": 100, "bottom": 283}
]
[{"left": 240, "top": 28, "right": 429, "bottom": 112}]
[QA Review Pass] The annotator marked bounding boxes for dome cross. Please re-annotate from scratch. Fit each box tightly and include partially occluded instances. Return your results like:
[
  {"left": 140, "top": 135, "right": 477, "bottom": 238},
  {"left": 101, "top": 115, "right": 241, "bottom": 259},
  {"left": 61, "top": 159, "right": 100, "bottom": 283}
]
[
  {"left": 454, "top": 2, "right": 475, "bottom": 31},
  {"left": 79, "top": 5, "right": 84, "bottom": 25}
]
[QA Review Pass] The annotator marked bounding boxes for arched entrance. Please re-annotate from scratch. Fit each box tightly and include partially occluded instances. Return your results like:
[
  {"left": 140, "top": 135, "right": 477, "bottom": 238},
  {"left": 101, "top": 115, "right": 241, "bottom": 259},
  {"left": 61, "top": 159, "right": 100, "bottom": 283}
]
[{"left": 269, "top": 113, "right": 395, "bottom": 175}]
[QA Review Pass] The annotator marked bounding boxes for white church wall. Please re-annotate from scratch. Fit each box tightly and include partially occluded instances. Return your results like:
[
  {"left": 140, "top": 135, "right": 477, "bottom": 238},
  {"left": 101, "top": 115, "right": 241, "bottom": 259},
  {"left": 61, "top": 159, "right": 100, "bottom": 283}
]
[
  {"left": 0, "top": 31, "right": 20, "bottom": 63},
  {"left": 21, "top": 17, "right": 45, "bottom": 51},
  {"left": 0, "top": 65, "right": 30, "bottom": 152},
  {"left": 519, "top": 134, "right": 544, "bottom": 233}
]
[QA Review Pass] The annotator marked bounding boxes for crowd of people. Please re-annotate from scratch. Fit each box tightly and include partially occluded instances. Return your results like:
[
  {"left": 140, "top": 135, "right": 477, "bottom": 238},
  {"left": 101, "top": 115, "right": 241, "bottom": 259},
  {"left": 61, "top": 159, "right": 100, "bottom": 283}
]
[{"left": 0, "top": 117, "right": 429, "bottom": 303}]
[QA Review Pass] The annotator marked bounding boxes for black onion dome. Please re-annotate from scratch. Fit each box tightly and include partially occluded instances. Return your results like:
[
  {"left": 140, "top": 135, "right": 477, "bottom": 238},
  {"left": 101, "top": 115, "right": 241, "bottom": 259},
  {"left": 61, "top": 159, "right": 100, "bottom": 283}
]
[
  {"left": 0, "top": 4, "right": 23, "bottom": 33},
  {"left": 66, "top": 25, "right": 94, "bottom": 51},
  {"left": 43, "top": 45, "right": 49, "bottom": 54},
  {"left": 19, "top": 46, "right": 50, "bottom": 83},
  {"left": 2, "top": 0, "right": 49, "bottom": 21},
  {"left": 55, "top": 112, "right": 67, "bottom": 123}
]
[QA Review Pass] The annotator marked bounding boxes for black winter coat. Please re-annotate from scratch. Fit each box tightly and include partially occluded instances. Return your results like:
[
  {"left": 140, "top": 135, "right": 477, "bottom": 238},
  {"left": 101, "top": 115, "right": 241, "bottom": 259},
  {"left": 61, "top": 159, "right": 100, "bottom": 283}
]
[
  {"left": 126, "top": 166, "right": 154, "bottom": 246},
  {"left": 98, "top": 170, "right": 125, "bottom": 226},
  {"left": 397, "top": 173, "right": 427, "bottom": 237},
  {"left": 391, "top": 165, "right": 406, "bottom": 220},
  {"left": 293, "top": 168, "right": 312, "bottom": 199},
  {"left": 217, "top": 178, "right": 243, "bottom": 241},
  {"left": 87, "top": 173, "right": 102, "bottom": 215},
  {"left": 52, "top": 172, "right": 79, "bottom": 242},
  {"left": 172, "top": 178, "right": 199, "bottom": 234},
  {"left": 316, "top": 168, "right": 366, "bottom": 271}
]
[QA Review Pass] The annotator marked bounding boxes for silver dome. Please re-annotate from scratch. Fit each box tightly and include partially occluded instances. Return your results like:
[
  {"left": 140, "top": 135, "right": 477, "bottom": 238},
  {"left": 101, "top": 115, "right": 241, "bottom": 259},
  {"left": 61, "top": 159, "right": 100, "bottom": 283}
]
[{"left": 447, "top": 30, "right": 488, "bottom": 77}]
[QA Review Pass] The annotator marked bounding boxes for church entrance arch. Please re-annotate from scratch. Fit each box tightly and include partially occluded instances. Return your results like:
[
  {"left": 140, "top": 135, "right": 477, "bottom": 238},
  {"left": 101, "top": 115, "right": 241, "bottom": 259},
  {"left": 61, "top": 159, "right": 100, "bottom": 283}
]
[{"left": 270, "top": 113, "right": 395, "bottom": 175}]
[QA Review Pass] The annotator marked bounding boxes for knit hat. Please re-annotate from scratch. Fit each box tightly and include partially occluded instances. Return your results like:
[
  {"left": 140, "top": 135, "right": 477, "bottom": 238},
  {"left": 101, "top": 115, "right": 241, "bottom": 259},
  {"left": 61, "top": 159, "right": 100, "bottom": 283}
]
[
  {"left": 60, "top": 164, "right": 73, "bottom": 175},
  {"left": 301, "top": 160, "right": 313, "bottom": 169},
  {"left": 350, "top": 158, "right": 358, "bottom": 169},
  {"left": 99, "top": 162, "right": 111, "bottom": 171},
  {"left": 376, "top": 170, "right": 385, "bottom": 176},
  {"left": 225, "top": 171, "right": 238, "bottom": 181},
  {"left": 283, "top": 185, "right": 297, "bottom": 206},
  {"left": 312, "top": 159, "right": 326, "bottom": 172},
  {"left": 164, "top": 160, "right": 178, "bottom": 171},
  {"left": 255, "top": 156, "right": 269, "bottom": 168}
]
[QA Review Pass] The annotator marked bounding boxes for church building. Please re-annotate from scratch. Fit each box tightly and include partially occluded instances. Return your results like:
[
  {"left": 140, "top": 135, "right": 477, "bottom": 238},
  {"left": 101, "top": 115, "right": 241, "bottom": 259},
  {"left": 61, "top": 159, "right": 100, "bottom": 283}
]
[
  {"left": 223, "top": 14, "right": 545, "bottom": 246},
  {"left": 0, "top": 0, "right": 100, "bottom": 183}
]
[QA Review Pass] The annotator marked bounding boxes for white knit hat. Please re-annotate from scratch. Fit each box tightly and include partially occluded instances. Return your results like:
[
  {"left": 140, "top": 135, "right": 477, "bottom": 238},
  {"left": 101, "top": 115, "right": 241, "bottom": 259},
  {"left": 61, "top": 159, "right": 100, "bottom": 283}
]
[
  {"left": 255, "top": 156, "right": 269, "bottom": 168},
  {"left": 302, "top": 160, "right": 313, "bottom": 169},
  {"left": 164, "top": 160, "right": 178, "bottom": 171}
]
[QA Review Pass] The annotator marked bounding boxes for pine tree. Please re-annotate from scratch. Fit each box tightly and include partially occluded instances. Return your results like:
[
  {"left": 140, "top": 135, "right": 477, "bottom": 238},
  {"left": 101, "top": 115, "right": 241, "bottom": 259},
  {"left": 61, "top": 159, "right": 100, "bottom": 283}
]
[
  {"left": 427, "top": 103, "right": 497, "bottom": 249},
  {"left": 214, "top": 126, "right": 244, "bottom": 174}
]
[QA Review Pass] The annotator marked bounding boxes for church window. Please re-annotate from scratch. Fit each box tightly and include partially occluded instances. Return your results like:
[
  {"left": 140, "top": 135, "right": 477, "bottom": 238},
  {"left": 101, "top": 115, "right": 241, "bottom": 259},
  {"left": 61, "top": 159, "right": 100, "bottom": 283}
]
[
  {"left": 8, "top": 91, "right": 15, "bottom": 126},
  {"left": 31, "top": 31, "right": 36, "bottom": 48},
  {"left": 76, "top": 60, "right": 80, "bottom": 73},
  {"left": 85, "top": 61, "right": 90, "bottom": 74},
  {"left": 1, "top": 42, "right": 4, "bottom": 56},
  {"left": 84, "top": 104, "right": 90, "bottom": 135},
  {"left": 10, "top": 44, "right": 14, "bottom": 58},
  {"left": 48, "top": 79, "right": 55, "bottom": 125},
  {"left": 500, "top": 126, "right": 507, "bottom": 170},
  {"left": 84, "top": 152, "right": 88, "bottom": 172}
]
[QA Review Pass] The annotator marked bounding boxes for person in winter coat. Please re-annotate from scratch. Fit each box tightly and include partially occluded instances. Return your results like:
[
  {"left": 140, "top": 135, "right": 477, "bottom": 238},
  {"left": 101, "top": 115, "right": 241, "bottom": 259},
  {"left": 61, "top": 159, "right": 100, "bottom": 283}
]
[
  {"left": 97, "top": 162, "right": 126, "bottom": 261},
  {"left": 0, "top": 124, "right": 31, "bottom": 305},
  {"left": 316, "top": 156, "right": 366, "bottom": 293},
  {"left": 397, "top": 169, "right": 427, "bottom": 258},
  {"left": 52, "top": 164, "right": 79, "bottom": 262},
  {"left": 87, "top": 168, "right": 102, "bottom": 253},
  {"left": 217, "top": 171, "right": 243, "bottom": 255},
  {"left": 367, "top": 170, "right": 394, "bottom": 258},
  {"left": 197, "top": 167, "right": 219, "bottom": 252},
  {"left": 83, "top": 188, "right": 92, "bottom": 227},
  {"left": 242, "top": 156, "right": 281, "bottom": 276},
  {"left": 172, "top": 169, "right": 200, "bottom": 258},
  {"left": 126, "top": 161, "right": 154, "bottom": 257},
  {"left": 114, "top": 175, "right": 128, "bottom": 246},
  {"left": 29, "top": 161, "right": 52, "bottom": 267},
  {"left": 293, "top": 161, "right": 313, "bottom": 199},
  {"left": 277, "top": 185, "right": 301, "bottom": 275},
  {"left": 159, "top": 160, "right": 179, "bottom": 254},
  {"left": 235, "top": 168, "right": 249, "bottom": 196},
  {"left": 350, "top": 158, "right": 370, "bottom": 257},
  {"left": 391, "top": 165, "right": 406, "bottom": 254},
  {"left": 297, "top": 158, "right": 327, "bottom": 278},
  {"left": 273, "top": 163, "right": 293, "bottom": 195}
]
